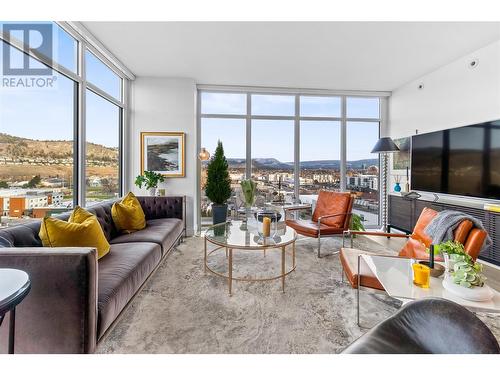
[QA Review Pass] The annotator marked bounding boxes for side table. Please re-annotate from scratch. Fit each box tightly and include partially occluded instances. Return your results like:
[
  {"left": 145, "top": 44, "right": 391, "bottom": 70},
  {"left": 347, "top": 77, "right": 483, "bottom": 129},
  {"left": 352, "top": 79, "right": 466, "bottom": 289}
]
[{"left": 0, "top": 269, "right": 31, "bottom": 354}]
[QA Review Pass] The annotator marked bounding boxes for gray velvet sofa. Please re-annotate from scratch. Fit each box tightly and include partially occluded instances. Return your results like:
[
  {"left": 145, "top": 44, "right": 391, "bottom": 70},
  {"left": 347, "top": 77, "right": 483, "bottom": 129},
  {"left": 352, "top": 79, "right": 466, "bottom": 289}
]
[{"left": 0, "top": 196, "right": 185, "bottom": 353}]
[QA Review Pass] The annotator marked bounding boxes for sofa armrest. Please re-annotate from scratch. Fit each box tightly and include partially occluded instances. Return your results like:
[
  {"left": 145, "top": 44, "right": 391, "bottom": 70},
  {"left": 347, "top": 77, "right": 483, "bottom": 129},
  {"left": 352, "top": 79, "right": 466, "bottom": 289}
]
[{"left": 0, "top": 247, "right": 98, "bottom": 353}]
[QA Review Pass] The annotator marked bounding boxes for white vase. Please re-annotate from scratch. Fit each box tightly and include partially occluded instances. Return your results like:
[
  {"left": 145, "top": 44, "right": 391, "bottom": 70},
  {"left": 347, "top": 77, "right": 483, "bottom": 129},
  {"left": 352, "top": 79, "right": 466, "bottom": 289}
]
[
  {"left": 443, "top": 253, "right": 457, "bottom": 273},
  {"left": 149, "top": 187, "right": 157, "bottom": 196}
]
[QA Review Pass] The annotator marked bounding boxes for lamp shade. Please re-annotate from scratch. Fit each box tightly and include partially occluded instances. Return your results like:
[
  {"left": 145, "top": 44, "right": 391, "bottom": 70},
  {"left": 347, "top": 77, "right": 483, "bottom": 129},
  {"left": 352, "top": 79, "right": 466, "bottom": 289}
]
[
  {"left": 371, "top": 137, "right": 400, "bottom": 153},
  {"left": 198, "top": 147, "right": 210, "bottom": 161}
]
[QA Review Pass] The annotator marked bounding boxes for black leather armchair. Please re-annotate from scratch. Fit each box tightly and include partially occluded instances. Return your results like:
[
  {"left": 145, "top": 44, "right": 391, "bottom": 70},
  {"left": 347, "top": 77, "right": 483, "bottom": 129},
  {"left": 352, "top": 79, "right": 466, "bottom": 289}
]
[{"left": 342, "top": 298, "right": 499, "bottom": 354}]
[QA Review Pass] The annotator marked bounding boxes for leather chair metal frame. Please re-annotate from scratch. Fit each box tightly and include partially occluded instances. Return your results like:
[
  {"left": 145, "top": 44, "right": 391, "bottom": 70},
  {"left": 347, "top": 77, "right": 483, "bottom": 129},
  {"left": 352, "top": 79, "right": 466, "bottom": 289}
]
[{"left": 284, "top": 207, "right": 353, "bottom": 258}]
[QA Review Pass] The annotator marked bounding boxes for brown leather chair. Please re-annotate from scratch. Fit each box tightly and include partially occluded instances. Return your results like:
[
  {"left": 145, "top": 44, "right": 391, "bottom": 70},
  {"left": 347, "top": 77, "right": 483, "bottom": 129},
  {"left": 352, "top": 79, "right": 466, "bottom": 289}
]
[
  {"left": 285, "top": 190, "right": 354, "bottom": 257},
  {"left": 340, "top": 207, "right": 488, "bottom": 290}
]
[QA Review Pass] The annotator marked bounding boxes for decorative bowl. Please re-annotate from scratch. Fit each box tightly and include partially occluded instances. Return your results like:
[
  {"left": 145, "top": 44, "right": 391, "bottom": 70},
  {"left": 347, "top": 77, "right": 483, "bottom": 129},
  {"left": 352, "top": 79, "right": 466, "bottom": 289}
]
[{"left": 418, "top": 261, "right": 445, "bottom": 278}]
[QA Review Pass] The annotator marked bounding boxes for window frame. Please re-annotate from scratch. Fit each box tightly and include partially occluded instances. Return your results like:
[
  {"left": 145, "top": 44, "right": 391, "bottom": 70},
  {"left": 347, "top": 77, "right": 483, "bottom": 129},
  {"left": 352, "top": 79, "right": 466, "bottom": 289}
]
[
  {"left": 197, "top": 87, "right": 389, "bottom": 231},
  {"left": 0, "top": 21, "right": 130, "bottom": 208}
]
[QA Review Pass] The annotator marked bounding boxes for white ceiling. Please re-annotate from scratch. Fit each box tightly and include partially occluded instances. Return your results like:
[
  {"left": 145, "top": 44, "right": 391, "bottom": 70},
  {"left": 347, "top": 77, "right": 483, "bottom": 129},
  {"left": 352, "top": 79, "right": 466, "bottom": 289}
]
[{"left": 82, "top": 22, "right": 500, "bottom": 91}]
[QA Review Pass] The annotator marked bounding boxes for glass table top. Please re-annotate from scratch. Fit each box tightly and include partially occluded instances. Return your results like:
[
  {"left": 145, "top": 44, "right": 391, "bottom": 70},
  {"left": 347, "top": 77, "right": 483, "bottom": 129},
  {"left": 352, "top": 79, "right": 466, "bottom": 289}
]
[
  {"left": 361, "top": 254, "right": 500, "bottom": 313},
  {"left": 205, "top": 220, "right": 296, "bottom": 249}
]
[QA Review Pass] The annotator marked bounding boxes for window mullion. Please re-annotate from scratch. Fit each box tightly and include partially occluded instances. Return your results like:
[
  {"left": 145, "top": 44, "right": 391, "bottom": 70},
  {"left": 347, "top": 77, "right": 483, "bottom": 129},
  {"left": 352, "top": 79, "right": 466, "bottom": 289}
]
[
  {"left": 246, "top": 93, "right": 252, "bottom": 179},
  {"left": 294, "top": 95, "right": 300, "bottom": 203},
  {"left": 340, "top": 97, "right": 347, "bottom": 192},
  {"left": 78, "top": 40, "right": 87, "bottom": 207}
]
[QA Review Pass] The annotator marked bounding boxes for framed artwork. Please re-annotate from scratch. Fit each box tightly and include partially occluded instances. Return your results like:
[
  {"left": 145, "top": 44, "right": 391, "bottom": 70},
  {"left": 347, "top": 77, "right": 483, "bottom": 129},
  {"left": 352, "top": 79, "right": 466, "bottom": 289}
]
[
  {"left": 140, "top": 132, "right": 186, "bottom": 177},
  {"left": 392, "top": 136, "right": 410, "bottom": 170}
]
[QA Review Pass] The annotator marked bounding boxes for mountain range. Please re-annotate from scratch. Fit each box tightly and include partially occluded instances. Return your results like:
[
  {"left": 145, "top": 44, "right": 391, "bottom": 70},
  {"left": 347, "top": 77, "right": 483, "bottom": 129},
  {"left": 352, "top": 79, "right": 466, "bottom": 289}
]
[
  {"left": 224, "top": 158, "right": 378, "bottom": 170},
  {"left": 0, "top": 133, "right": 118, "bottom": 162}
]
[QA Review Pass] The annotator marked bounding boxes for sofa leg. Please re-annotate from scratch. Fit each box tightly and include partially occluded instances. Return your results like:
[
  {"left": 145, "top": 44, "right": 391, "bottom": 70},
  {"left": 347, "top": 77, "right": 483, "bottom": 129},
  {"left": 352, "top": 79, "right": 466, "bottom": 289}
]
[{"left": 317, "top": 235, "right": 321, "bottom": 258}]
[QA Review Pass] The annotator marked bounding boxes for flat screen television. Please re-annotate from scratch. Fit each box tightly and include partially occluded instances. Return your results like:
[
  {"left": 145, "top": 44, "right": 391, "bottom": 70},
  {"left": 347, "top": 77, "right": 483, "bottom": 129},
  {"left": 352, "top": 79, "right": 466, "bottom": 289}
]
[{"left": 411, "top": 120, "right": 500, "bottom": 200}]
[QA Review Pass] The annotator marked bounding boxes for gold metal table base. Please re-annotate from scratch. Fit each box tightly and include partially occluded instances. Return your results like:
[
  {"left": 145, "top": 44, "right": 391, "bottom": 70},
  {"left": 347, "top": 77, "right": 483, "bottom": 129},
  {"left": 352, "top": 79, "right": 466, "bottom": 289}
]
[{"left": 204, "top": 238, "right": 296, "bottom": 296}]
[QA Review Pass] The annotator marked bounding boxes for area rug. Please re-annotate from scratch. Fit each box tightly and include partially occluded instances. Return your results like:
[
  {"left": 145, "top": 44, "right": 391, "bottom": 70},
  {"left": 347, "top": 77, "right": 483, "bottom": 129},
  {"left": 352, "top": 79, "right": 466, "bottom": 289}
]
[{"left": 97, "top": 235, "right": 499, "bottom": 353}]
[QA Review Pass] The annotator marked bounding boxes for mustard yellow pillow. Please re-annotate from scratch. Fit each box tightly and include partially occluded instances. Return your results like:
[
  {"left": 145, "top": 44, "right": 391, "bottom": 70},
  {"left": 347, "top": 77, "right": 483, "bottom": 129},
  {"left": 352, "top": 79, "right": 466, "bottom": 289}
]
[
  {"left": 39, "top": 206, "right": 110, "bottom": 259},
  {"left": 111, "top": 192, "right": 146, "bottom": 233}
]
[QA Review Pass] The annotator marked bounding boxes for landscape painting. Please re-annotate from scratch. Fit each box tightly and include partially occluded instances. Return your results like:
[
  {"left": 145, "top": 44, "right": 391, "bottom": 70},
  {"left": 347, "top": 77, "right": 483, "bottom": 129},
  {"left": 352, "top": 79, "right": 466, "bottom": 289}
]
[
  {"left": 141, "top": 132, "right": 185, "bottom": 177},
  {"left": 392, "top": 136, "right": 410, "bottom": 170}
]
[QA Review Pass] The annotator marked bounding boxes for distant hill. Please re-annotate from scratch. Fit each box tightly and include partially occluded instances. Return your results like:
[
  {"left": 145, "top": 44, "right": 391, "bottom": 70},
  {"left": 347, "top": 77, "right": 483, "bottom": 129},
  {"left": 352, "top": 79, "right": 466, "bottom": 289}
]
[
  {"left": 0, "top": 133, "right": 118, "bottom": 163},
  {"left": 224, "top": 157, "right": 378, "bottom": 170}
]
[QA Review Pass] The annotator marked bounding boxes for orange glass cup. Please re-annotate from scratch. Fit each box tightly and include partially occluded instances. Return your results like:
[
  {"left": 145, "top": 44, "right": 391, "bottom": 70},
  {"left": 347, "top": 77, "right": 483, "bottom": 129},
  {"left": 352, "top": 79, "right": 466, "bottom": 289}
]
[{"left": 412, "top": 263, "right": 430, "bottom": 288}]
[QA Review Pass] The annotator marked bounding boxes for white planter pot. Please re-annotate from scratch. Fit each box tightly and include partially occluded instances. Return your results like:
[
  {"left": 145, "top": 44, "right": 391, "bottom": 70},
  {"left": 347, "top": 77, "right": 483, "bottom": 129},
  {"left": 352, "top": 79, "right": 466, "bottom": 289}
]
[
  {"left": 442, "top": 276, "right": 494, "bottom": 302},
  {"left": 149, "top": 188, "right": 157, "bottom": 196}
]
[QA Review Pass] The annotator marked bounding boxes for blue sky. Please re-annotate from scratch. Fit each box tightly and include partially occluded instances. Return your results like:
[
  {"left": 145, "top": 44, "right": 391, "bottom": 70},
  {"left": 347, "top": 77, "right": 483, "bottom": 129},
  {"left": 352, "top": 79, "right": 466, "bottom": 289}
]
[
  {"left": 0, "top": 22, "right": 120, "bottom": 148},
  {"left": 201, "top": 93, "right": 380, "bottom": 162}
]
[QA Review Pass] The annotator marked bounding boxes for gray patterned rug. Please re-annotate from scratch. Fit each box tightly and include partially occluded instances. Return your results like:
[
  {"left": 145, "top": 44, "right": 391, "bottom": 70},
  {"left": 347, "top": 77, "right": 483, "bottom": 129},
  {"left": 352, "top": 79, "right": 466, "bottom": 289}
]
[{"left": 97, "top": 235, "right": 499, "bottom": 353}]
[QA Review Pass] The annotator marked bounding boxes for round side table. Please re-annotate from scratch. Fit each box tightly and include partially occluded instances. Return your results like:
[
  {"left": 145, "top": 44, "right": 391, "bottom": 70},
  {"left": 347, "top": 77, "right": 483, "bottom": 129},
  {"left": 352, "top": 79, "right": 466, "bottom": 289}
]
[{"left": 0, "top": 269, "right": 31, "bottom": 354}]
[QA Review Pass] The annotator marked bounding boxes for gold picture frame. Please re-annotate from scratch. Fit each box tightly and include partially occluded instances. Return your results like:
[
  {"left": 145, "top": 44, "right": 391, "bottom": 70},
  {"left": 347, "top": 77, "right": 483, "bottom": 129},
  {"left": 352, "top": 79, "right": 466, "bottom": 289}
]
[{"left": 140, "top": 132, "right": 186, "bottom": 177}]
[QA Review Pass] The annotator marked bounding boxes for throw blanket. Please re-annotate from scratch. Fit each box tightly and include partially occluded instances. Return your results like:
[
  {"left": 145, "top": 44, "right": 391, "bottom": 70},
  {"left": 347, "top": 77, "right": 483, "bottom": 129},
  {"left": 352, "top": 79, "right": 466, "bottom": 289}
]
[{"left": 424, "top": 210, "right": 492, "bottom": 253}]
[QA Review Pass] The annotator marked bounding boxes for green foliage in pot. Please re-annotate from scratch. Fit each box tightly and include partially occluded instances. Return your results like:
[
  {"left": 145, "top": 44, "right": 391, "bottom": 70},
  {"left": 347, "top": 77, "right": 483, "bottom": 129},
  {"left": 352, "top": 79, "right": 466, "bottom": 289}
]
[
  {"left": 452, "top": 259, "right": 486, "bottom": 288},
  {"left": 240, "top": 179, "right": 257, "bottom": 208},
  {"left": 205, "top": 140, "right": 232, "bottom": 205},
  {"left": 135, "top": 170, "right": 165, "bottom": 190},
  {"left": 350, "top": 213, "right": 365, "bottom": 232},
  {"left": 436, "top": 240, "right": 469, "bottom": 258},
  {"left": 432, "top": 240, "right": 486, "bottom": 288}
]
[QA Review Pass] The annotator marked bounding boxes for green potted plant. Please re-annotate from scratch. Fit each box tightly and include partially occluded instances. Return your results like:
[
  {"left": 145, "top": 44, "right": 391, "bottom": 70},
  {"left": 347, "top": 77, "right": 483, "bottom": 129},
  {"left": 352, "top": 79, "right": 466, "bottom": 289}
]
[
  {"left": 350, "top": 213, "right": 365, "bottom": 232},
  {"left": 433, "top": 240, "right": 486, "bottom": 287},
  {"left": 205, "top": 141, "right": 232, "bottom": 224},
  {"left": 135, "top": 170, "right": 165, "bottom": 196},
  {"left": 240, "top": 179, "right": 257, "bottom": 207}
]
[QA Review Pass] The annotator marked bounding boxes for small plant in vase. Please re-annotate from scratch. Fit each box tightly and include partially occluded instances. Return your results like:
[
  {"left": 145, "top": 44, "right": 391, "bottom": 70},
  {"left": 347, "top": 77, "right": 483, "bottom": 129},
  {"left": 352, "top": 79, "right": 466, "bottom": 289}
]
[
  {"left": 135, "top": 171, "right": 165, "bottom": 196},
  {"left": 240, "top": 179, "right": 257, "bottom": 211},
  {"left": 434, "top": 240, "right": 486, "bottom": 288},
  {"left": 393, "top": 175, "right": 402, "bottom": 192}
]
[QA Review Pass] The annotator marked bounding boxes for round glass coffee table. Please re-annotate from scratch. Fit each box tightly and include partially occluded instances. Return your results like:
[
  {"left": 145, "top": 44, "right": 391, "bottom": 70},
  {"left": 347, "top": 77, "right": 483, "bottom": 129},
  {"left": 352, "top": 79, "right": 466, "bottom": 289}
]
[{"left": 204, "top": 220, "right": 297, "bottom": 296}]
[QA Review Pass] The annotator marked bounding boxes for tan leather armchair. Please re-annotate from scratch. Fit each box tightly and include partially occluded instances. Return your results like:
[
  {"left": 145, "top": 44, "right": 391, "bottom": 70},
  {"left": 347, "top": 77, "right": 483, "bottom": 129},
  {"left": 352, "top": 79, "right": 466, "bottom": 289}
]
[
  {"left": 340, "top": 207, "right": 488, "bottom": 290},
  {"left": 285, "top": 190, "right": 354, "bottom": 257}
]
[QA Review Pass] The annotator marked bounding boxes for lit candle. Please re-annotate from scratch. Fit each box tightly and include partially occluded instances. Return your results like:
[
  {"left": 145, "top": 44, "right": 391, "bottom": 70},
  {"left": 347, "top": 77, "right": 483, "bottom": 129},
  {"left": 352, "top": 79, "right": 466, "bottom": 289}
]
[{"left": 262, "top": 216, "right": 271, "bottom": 237}]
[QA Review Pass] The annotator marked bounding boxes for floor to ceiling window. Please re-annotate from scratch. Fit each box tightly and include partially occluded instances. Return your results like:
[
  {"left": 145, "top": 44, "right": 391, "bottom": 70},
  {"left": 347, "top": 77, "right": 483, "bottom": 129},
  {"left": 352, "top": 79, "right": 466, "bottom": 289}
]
[
  {"left": 198, "top": 89, "right": 385, "bottom": 229},
  {"left": 85, "top": 89, "right": 121, "bottom": 205},
  {"left": 345, "top": 98, "right": 381, "bottom": 226},
  {"left": 0, "top": 22, "right": 129, "bottom": 224}
]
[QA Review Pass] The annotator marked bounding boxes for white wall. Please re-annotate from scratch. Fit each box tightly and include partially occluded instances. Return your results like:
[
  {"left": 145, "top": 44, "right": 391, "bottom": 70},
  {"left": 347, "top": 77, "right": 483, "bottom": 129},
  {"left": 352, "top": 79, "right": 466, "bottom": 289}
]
[
  {"left": 389, "top": 39, "right": 500, "bottom": 138},
  {"left": 129, "top": 77, "right": 197, "bottom": 235},
  {"left": 388, "top": 39, "right": 500, "bottom": 202}
]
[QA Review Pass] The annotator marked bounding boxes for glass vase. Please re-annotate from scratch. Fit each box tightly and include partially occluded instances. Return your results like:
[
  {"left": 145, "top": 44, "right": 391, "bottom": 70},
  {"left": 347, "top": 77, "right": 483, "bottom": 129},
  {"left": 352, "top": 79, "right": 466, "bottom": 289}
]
[{"left": 256, "top": 211, "right": 278, "bottom": 239}]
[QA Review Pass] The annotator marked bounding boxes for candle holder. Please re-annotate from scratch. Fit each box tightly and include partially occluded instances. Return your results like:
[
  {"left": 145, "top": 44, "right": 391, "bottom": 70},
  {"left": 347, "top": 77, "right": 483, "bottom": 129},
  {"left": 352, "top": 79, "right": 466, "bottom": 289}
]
[
  {"left": 255, "top": 211, "right": 278, "bottom": 239},
  {"left": 412, "top": 261, "right": 430, "bottom": 288}
]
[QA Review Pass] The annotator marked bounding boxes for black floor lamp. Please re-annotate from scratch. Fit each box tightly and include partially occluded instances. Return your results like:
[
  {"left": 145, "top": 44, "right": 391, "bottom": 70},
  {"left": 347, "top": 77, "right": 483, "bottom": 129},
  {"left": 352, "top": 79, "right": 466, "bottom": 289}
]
[{"left": 371, "top": 137, "right": 400, "bottom": 230}]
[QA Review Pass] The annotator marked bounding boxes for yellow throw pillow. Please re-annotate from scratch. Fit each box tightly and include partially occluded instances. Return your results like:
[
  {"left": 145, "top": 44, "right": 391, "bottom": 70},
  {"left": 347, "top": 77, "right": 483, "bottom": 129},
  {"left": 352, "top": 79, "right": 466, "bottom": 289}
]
[
  {"left": 39, "top": 206, "right": 110, "bottom": 259},
  {"left": 111, "top": 192, "right": 146, "bottom": 233}
]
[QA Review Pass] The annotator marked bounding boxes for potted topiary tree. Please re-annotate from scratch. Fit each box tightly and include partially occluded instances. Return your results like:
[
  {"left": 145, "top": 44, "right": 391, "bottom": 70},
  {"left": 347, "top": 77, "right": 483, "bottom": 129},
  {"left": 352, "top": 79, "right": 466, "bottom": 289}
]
[{"left": 205, "top": 140, "right": 232, "bottom": 224}]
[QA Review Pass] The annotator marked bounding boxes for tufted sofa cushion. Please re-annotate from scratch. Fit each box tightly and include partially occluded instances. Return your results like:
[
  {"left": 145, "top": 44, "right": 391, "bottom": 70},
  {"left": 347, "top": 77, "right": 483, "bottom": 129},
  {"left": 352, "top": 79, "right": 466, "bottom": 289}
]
[
  {"left": 83, "top": 202, "right": 119, "bottom": 241},
  {"left": 136, "top": 196, "right": 184, "bottom": 221}
]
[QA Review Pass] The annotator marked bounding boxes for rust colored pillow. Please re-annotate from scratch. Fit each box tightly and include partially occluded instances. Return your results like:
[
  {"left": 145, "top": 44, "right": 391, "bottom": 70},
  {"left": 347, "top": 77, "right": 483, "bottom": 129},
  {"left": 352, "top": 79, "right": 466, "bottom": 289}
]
[{"left": 312, "top": 190, "right": 352, "bottom": 228}]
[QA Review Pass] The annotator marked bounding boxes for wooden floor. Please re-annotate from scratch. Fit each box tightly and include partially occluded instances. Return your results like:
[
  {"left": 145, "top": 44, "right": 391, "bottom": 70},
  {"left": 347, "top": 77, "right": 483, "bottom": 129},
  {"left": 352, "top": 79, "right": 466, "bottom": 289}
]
[{"left": 366, "top": 235, "right": 500, "bottom": 291}]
